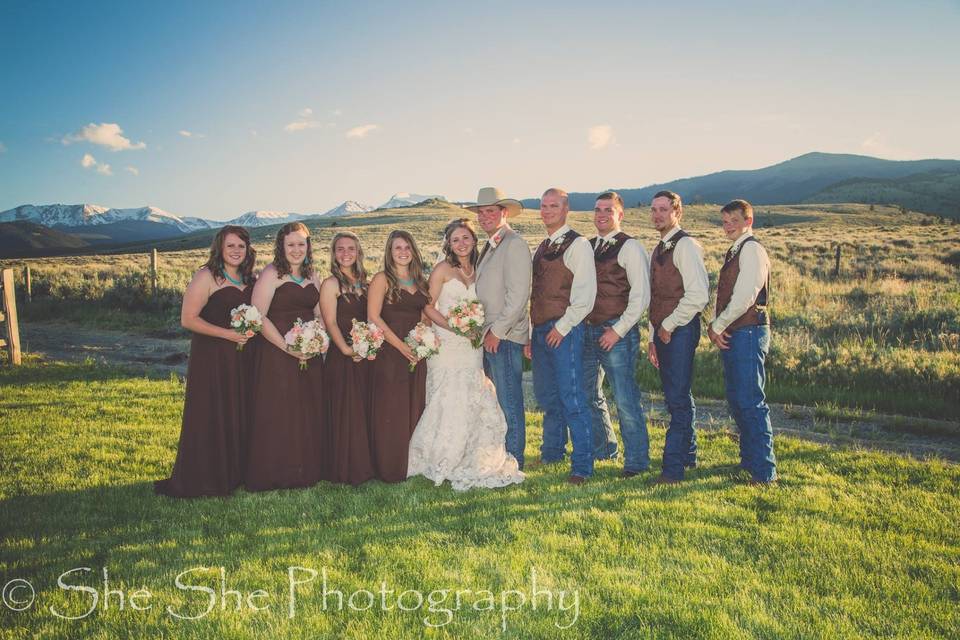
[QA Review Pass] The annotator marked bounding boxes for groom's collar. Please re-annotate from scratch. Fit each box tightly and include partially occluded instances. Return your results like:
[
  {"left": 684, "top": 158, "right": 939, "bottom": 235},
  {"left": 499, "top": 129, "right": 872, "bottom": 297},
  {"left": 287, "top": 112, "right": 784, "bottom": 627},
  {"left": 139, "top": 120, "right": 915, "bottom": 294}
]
[{"left": 489, "top": 224, "right": 512, "bottom": 248}]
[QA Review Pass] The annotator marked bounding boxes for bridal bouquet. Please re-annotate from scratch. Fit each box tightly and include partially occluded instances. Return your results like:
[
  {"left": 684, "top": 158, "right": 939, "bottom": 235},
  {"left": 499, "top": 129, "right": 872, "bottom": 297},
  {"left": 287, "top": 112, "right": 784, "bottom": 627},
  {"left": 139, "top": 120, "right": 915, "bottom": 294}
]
[
  {"left": 284, "top": 318, "right": 329, "bottom": 370},
  {"left": 349, "top": 319, "right": 385, "bottom": 361},
  {"left": 447, "top": 297, "right": 485, "bottom": 348},
  {"left": 229, "top": 303, "right": 263, "bottom": 351},
  {"left": 403, "top": 322, "right": 439, "bottom": 372}
]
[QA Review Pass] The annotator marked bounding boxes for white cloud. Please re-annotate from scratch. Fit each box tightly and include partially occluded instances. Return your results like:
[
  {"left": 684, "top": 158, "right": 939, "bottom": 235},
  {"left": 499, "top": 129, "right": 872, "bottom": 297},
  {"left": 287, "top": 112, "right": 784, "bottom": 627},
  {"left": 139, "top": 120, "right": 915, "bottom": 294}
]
[
  {"left": 332, "top": 108, "right": 343, "bottom": 117},
  {"left": 512, "top": 137, "right": 521, "bottom": 144},
  {"left": 125, "top": 166, "right": 139, "bottom": 176},
  {"left": 80, "top": 153, "right": 112, "bottom": 175},
  {"left": 588, "top": 125, "right": 614, "bottom": 150},
  {"left": 346, "top": 124, "right": 379, "bottom": 139},
  {"left": 179, "top": 130, "right": 193, "bottom": 137},
  {"left": 284, "top": 120, "right": 321, "bottom": 132},
  {"left": 299, "top": 107, "right": 314, "bottom": 118},
  {"left": 63, "top": 122, "right": 146, "bottom": 151}
]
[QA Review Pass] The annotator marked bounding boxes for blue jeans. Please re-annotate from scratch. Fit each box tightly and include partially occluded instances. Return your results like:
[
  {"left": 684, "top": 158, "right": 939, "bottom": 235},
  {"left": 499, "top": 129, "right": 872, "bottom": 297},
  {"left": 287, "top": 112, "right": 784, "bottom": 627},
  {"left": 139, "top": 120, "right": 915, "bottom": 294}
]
[
  {"left": 583, "top": 320, "right": 650, "bottom": 472},
  {"left": 532, "top": 319, "right": 594, "bottom": 478},
  {"left": 483, "top": 339, "right": 526, "bottom": 469},
  {"left": 653, "top": 315, "right": 701, "bottom": 480},
  {"left": 721, "top": 325, "right": 777, "bottom": 482}
]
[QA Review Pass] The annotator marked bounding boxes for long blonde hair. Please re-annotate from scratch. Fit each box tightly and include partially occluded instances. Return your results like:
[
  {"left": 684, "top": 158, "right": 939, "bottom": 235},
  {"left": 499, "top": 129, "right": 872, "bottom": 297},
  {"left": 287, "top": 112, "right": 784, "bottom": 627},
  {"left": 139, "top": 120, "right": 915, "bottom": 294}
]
[
  {"left": 330, "top": 231, "right": 368, "bottom": 297},
  {"left": 383, "top": 229, "right": 429, "bottom": 303}
]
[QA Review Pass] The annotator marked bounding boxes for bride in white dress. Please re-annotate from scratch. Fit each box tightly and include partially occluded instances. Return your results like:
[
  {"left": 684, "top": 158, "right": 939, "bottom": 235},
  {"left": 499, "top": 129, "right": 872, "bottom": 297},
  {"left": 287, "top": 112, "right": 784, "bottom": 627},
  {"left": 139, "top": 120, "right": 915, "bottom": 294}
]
[{"left": 407, "top": 218, "right": 525, "bottom": 490}]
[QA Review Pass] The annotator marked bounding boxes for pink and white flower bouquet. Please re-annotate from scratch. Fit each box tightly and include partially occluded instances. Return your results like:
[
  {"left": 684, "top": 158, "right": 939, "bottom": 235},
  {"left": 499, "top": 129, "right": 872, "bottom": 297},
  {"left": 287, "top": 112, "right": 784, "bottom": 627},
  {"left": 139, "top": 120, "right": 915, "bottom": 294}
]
[
  {"left": 284, "top": 318, "right": 329, "bottom": 370},
  {"left": 229, "top": 303, "right": 263, "bottom": 351},
  {"left": 447, "top": 297, "right": 485, "bottom": 348},
  {"left": 403, "top": 322, "right": 440, "bottom": 372},
  {"left": 349, "top": 319, "right": 385, "bottom": 361}
]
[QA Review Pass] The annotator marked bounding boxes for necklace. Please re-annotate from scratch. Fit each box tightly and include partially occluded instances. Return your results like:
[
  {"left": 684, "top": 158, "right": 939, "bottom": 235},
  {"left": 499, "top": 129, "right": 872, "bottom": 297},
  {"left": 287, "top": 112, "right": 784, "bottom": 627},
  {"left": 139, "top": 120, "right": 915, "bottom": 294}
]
[
  {"left": 397, "top": 276, "right": 415, "bottom": 287},
  {"left": 459, "top": 263, "right": 475, "bottom": 279},
  {"left": 290, "top": 273, "right": 305, "bottom": 285},
  {"left": 223, "top": 271, "right": 243, "bottom": 286}
]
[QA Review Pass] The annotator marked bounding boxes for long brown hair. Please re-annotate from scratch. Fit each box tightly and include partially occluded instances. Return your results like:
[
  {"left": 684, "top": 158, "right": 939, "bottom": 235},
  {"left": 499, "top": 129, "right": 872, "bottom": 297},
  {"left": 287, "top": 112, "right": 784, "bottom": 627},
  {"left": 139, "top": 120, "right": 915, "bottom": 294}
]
[
  {"left": 273, "top": 222, "right": 314, "bottom": 279},
  {"left": 383, "top": 229, "right": 429, "bottom": 303},
  {"left": 330, "top": 231, "right": 368, "bottom": 297},
  {"left": 204, "top": 225, "right": 256, "bottom": 285},
  {"left": 442, "top": 218, "right": 479, "bottom": 268}
]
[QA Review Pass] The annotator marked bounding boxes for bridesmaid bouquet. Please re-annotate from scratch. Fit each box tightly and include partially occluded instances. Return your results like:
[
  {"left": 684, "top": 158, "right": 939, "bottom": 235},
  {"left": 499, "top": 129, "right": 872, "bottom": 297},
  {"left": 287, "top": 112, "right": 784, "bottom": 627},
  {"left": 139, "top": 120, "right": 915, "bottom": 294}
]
[
  {"left": 229, "top": 304, "right": 263, "bottom": 351},
  {"left": 447, "top": 297, "right": 485, "bottom": 348},
  {"left": 404, "top": 322, "right": 439, "bottom": 372},
  {"left": 284, "top": 318, "right": 329, "bottom": 370},
  {"left": 349, "top": 319, "right": 385, "bottom": 361}
]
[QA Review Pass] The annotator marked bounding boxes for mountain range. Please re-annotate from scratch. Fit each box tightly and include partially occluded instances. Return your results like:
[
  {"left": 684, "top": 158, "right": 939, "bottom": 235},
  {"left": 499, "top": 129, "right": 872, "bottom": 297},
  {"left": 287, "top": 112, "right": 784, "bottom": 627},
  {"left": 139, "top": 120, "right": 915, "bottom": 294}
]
[
  {"left": 2, "top": 153, "right": 958, "bottom": 258},
  {"left": 519, "top": 152, "right": 960, "bottom": 216}
]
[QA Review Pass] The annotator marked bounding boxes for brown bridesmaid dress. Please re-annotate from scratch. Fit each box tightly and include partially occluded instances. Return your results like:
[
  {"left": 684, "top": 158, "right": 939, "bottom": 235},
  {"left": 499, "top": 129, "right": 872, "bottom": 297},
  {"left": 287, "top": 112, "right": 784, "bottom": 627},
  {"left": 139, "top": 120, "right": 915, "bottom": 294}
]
[
  {"left": 369, "top": 289, "right": 428, "bottom": 482},
  {"left": 325, "top": 292, "right": 376, "bottom": 485},
  {"left": 246, "top": 281, "right": 327, "bottom": 491},
  {"left": 155, "top": 285, "right": 251, "bottom": 498}
]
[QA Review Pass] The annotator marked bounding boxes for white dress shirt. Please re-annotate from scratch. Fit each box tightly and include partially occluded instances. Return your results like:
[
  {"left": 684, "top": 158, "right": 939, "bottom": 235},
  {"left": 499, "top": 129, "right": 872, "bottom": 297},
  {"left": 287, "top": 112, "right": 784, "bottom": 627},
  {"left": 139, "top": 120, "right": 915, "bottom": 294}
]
[
  {"left": 648, "top": 225, "right": 709, "bottom": 337},
  {"left": 545, "top": 224, "right": 597, "bottom": 336},
  {"left": 593, "top": 231, "right": 650, "bottom": 337},
  {"left": 711, "top": 230, "right": 770, "bottom": 334}
]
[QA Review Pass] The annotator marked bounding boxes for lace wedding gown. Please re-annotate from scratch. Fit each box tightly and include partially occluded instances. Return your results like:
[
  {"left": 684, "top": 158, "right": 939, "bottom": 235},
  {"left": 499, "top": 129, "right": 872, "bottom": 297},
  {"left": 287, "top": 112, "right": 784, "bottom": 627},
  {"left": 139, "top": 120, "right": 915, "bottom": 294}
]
[{"left": 407, "top": 278, "right": 525, "bottom": 490}]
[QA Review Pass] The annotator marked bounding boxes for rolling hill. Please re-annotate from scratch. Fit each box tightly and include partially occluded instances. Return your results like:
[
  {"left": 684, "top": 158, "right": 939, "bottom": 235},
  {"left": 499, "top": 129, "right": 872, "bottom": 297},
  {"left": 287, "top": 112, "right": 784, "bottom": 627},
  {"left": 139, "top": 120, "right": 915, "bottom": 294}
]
[
  {"left": 519, "top": 152, "right": 960, "bottom": 212},
  {"left": 806, "top": 170, "right": 960, "bottom": 219},
  {"left": 0, "top": 221, "right": 92, "bottom": 257}
]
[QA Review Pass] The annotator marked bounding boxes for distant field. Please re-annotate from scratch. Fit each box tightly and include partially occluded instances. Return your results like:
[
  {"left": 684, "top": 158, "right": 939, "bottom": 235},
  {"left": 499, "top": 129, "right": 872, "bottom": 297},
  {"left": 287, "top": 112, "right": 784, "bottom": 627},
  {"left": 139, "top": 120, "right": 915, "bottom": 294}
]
[{"left": 2, "top": 201, "right": 959, "bottom": 419}]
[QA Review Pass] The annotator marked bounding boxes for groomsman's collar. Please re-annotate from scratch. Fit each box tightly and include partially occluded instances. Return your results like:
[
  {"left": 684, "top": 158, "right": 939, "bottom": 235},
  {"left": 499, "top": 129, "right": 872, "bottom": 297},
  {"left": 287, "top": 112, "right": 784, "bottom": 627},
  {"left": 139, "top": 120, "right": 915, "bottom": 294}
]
[
  {"left": 661, "top": 225, "right": 682, "bottom": 242},
  {"left": 599, "top": 229, "right": 622, "bottom": 242},
  {"left": 730, "top": 229, "right": 754, "bottom": 251},
  {"left": 548, "top": 224, "right": 572, "bottom": 242}
]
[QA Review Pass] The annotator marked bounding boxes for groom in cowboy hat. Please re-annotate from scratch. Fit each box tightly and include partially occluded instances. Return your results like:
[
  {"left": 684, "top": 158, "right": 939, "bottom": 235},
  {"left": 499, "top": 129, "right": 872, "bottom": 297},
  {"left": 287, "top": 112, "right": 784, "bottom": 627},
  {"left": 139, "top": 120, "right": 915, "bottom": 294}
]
[{"left": 467, "top": 187, "right": 532, "bottom": 470}]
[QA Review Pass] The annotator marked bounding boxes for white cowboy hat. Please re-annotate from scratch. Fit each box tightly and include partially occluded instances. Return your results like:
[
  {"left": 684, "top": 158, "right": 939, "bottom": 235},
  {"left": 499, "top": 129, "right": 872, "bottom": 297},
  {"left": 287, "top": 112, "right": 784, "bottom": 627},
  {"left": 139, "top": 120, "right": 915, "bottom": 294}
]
[{"left": 464, "top": 186, "right": 523, "bottom": 218}]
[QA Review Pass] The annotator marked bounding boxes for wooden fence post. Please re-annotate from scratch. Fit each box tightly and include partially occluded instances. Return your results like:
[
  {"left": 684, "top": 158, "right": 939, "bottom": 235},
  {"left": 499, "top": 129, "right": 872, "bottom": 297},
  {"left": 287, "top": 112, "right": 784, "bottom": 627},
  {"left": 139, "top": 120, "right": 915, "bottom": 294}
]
[
  {"left": 1, "top": 268, "right": 23, "bottom": 365},
  {"left": 833, "top": 244, "right": 841, "bottom": 278},
  {"left": 150, "top": 249, "right": 159, "bottom": 297},
  {"left": 23, "top": 265, "right": 32, "bottom": 302}
]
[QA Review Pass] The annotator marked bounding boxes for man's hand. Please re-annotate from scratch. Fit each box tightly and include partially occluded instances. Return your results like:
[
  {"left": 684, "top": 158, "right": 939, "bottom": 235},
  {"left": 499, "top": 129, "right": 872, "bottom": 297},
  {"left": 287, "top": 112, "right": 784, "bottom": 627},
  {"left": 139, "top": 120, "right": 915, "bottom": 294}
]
[
  {"left": 523, "top": 343, "right": 532, "bottom": 360},
  {"left": 657, "top": 326, "right": 672, "bottom": 344},
  {"left": 483, "top": 331, "right": 501, "bottom": 354},
  {"left": 598, "top": 327, "right": 621, "bottom": 352},
  {"left": 647, "top": 341, "right": 659, "bottom": 369},
  {"left": 708, "top": 326, "right": 730, "bottom": 350},
  {"left": 546, "top": 327, "right": 564, "bottom": 348}
]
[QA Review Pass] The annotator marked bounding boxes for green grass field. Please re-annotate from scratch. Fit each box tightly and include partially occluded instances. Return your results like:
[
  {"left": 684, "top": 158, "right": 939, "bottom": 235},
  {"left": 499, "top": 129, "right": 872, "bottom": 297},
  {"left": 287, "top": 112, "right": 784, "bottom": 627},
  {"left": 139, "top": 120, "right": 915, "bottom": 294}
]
[{"left": 1, "top": 360, "right": 958, "bottom": 638}]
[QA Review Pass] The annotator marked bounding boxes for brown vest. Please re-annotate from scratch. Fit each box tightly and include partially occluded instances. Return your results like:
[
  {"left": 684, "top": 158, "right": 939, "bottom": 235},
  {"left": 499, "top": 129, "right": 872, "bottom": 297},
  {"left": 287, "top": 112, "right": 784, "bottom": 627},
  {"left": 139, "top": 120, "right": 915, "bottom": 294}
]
[
  {"left": 716, "top": 236, "right": 769, "bottom": 331},
  {"left": 531, "top": 230, "right": 580, "bottom": 326},
  {"left": 586, "top": 232, "right": 631, "bottom": 325},
  {"left": 649, "top": 230, "right": 690, "bottom": 330}
]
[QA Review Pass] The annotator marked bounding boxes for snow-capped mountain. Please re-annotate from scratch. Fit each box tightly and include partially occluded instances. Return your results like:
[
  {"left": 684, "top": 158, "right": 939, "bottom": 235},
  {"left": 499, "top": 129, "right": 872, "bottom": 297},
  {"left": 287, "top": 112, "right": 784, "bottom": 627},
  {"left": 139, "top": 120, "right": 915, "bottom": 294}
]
[
  {"left": 181, "top": 216, "right": 216, "bottom": 231},
  {"left": 321, "top": 200, "right": 375, "bottom": 217},
  {"left": 224, "top": 210, "right": 309, "bottom": 227},
  {"left": 378, "top": 193, "right": 447, "bottom": 209},
  {"left": 0, "top": 204, "right": 208, "bottom": 233}
]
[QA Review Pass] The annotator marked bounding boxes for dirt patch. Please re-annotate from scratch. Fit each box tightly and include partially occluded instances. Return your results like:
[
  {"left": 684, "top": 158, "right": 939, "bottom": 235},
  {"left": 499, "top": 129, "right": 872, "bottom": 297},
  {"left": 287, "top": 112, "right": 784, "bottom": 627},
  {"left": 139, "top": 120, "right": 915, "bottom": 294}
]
[{"left": 20, "top": 321, "right": 191, "bottom": 376}]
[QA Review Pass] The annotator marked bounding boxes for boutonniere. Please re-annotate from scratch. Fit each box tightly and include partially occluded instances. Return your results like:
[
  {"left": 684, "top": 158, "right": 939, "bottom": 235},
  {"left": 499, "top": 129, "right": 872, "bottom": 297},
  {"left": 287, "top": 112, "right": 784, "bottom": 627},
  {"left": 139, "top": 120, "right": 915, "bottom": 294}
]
[
  {"left": 661, "top": 239, "right": 676, "bottom": 251},
  {"left": 550, "top": 234, "right": 566, "bottom": 247}
]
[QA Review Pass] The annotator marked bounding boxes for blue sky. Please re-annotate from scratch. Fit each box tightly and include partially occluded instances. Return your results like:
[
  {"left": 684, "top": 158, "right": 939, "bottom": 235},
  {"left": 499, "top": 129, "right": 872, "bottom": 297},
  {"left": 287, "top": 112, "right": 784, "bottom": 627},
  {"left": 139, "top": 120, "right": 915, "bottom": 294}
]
[{"left": 1, "top": 0, "right": 958, "bottom": 220}]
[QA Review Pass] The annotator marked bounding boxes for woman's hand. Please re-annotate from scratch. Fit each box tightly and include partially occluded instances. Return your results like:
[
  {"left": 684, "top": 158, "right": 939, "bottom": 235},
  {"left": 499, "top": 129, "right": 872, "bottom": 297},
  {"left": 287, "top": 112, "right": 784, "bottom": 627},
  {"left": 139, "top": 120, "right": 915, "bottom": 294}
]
[
  {"left": 397, "top": 342, "right": 417, "bottom": 365},
  {"left": 222, "top": 328, "right": 249, "bottom": 346}
]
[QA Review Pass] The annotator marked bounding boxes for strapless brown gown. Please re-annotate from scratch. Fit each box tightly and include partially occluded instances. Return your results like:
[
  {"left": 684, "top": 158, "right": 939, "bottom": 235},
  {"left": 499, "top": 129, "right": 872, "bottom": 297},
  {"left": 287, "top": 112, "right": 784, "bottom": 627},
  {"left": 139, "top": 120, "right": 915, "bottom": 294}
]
[
  {"left": 155, "top": 285, "right": 251, "bottom": 498},
  {"left": 324, "top": 292, "right": 376, "bottom": 485},
  {"left": 246, "top": 281, "right": 327, "bottom": 491},
  {"left": 368, "top": 289, "right": 428, "bottom": 483}
]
